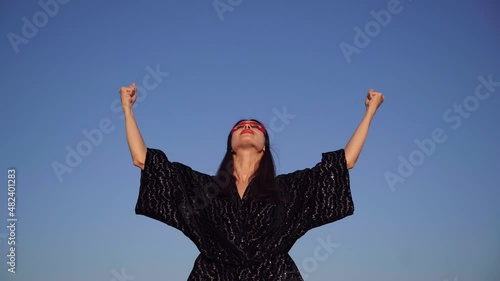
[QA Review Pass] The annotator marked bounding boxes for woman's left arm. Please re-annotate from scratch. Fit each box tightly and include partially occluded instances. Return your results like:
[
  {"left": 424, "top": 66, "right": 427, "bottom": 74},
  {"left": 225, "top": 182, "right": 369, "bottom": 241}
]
[{"left": 344, "top": 89, "right": 384, "bottom": 169}]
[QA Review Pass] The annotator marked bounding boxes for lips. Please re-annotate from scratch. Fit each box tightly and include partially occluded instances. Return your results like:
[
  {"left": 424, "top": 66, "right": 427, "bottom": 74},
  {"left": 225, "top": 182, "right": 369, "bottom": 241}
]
[{"left": 241, "top": 129, "right": 254, "bottom": 135}]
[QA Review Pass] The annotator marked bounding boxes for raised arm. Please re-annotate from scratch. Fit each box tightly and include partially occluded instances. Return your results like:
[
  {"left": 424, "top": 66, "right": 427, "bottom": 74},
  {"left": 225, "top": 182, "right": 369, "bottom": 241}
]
[
  {"left": 344, "top": 89, "right": 384, "bottom": 169},
  {"left": 120, "top": 82, "right": 147, "bottom": 169}
]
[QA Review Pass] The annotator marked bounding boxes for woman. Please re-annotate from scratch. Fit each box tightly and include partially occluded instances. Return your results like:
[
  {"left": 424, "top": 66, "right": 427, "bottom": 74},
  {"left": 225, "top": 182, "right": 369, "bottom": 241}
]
[{"left": 120, "top": 82, "right": 384, "bottom": 280}]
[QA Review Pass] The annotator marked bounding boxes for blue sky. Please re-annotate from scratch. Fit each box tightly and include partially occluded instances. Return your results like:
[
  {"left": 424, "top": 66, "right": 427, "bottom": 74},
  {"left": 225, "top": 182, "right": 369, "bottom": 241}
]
[{"left": 1, "top": 0, "right": 499, "bottom": 280}]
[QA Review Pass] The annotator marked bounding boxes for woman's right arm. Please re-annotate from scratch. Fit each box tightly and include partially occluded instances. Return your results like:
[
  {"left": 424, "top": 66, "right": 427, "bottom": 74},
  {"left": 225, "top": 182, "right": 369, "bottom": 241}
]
[{"left": 120, "top": 82, "right": 147, "bottom": 169}]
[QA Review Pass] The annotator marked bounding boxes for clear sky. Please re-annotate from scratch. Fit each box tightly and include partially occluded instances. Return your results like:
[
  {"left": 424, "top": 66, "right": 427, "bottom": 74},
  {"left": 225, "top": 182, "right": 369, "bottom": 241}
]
[{"left": 1, "top": 0, "right": 499, "bottom": 280}]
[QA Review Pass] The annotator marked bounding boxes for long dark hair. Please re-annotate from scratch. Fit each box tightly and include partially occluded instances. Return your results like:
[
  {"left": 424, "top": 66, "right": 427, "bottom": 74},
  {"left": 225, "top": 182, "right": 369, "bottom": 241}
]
[{"left": 215, "top": 119, "right": 279, "bottom": 201}]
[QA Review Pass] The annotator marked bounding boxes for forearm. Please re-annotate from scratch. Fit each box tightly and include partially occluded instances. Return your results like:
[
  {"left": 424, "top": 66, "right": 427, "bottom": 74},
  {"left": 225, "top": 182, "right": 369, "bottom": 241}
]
[
  {"left": 344, "top": 108, "right": 376, "bottom": 169},
  {"left": 124, "top": 108, "right": 147, "bottom": 168}
]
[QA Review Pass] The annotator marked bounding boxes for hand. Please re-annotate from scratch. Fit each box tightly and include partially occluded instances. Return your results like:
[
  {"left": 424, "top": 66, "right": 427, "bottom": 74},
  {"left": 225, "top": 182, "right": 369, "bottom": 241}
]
[
  {"left": 119, "top": 82, "right": 138, "bottom": 111},
  {"left": 365, "top": 88, "right": 384, "bottom": 111}
]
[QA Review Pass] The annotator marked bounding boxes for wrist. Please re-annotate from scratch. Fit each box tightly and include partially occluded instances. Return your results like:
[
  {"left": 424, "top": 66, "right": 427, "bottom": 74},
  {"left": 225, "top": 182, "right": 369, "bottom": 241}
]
[
  {"left": 123, "top": 107, "right": 134, "bottom": 118},
  {"left": 365, "top": 106, "right": 377, "bottom": 117}
]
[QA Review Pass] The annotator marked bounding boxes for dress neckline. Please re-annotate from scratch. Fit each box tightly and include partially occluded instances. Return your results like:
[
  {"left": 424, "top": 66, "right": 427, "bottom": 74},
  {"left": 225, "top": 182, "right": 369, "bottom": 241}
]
[{"left": 231, "top": 179, "right": 254, "bottom": 201}]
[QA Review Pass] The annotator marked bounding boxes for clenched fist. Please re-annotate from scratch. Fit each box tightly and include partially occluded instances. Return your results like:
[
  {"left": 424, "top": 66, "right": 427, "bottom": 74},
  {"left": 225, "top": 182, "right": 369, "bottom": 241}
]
[
  {"left": 119, "top": 82, "right": 137, "bottom": 111},
  {"left": 365, "top": 89, "right": 384, "bottom": 111}
]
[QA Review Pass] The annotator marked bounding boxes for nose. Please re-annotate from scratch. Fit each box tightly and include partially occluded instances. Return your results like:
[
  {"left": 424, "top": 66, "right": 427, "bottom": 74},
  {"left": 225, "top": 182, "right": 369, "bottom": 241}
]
[{"left": 243, "top": 123, "right": 251, "bottom": 129}]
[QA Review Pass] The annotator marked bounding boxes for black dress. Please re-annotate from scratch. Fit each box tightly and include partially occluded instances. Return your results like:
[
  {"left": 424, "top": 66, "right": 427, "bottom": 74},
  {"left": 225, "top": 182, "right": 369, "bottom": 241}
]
[{"left": 135, "top": 147, "right": 354, "bottom": 281}]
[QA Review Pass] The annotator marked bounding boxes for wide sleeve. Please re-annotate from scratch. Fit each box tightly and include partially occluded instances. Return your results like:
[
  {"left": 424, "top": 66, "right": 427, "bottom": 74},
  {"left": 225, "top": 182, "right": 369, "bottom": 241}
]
[
  {"left": 276, "top": 149, "right": 354, "bottom": 233},
  {"left": 135, "top": 147, "right": 209, "bottom": 235}
]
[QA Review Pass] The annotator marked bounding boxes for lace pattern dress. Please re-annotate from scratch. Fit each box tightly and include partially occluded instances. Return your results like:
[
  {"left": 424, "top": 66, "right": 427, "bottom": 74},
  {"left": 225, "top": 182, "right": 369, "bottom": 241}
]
[{"left": 135, "top": 147, "right": 354, "bottom": 280}]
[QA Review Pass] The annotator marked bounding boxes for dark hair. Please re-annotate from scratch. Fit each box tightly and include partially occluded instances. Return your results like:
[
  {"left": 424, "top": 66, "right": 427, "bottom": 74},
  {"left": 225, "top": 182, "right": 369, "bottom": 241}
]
[{"left": 215, "top": 119, "right": 279, "bottom": 201}]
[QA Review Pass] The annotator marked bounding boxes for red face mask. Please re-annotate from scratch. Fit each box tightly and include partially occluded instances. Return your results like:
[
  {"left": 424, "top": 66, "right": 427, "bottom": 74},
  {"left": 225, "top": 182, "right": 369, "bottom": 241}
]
[{"left": 231, "top": 121, "right": 266, "bottom": 134}]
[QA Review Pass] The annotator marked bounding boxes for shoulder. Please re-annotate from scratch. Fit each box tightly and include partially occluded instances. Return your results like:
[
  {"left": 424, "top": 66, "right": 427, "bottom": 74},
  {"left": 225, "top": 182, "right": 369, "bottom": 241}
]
[
  {"left": 146, "top": 148, "right": 212, "bottom": 180},
  {"left": 274, "top": 149, "right": 347, "bottom": 181}
]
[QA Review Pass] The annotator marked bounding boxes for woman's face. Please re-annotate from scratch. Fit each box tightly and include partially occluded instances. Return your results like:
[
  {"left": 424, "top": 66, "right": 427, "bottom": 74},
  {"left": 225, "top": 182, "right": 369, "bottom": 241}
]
[{"left": 230, "top": 120, "right": 266, "bottom": 153}]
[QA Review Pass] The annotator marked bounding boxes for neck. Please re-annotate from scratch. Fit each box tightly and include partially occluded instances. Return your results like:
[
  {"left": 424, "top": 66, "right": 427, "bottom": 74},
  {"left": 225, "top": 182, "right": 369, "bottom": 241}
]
[{"left": 232, "top": 150, "right": 264, "bottom": 183}]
